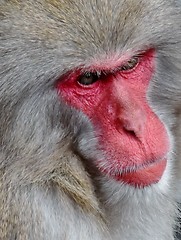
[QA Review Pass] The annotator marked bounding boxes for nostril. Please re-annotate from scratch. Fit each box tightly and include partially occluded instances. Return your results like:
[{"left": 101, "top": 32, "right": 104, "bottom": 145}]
[
  {"left": 122, "top": 120, "right": 137, "bottom": 137},
  {"left": 123, "top": 128, "right": 137, "bottom": 137}
]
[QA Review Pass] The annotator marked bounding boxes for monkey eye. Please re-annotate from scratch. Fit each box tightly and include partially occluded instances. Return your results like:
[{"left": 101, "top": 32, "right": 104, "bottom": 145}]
[
  {"left": 78, "top": 72, "right": 100, "bottom": 86},
  {"left": 119, "top": 56, "right": 139, "bottom": 71}
]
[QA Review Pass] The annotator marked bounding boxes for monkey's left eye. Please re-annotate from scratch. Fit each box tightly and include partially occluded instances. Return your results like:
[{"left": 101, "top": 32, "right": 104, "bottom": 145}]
[
  {"left": 120, "top": 56, "right": 139, "bottom": 71},
  {"left": 78, "top": 72, "right": 100, "bottom": 86}
]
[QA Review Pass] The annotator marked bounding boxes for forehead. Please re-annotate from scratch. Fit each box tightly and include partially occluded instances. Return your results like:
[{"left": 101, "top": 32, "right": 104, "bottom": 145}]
[{"left": 2, "top": 0, "right": 177, "bottom": 68}]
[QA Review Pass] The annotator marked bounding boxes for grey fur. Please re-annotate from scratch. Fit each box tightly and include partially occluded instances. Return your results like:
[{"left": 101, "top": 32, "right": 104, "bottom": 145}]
[{"left": 0, "top": 0, "right": 181, "bottom": 239}]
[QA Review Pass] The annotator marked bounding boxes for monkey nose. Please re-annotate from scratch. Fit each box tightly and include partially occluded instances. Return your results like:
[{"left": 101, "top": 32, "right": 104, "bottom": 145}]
[{"left": 117, "top": 109, "right": 146, "bottom": 138}]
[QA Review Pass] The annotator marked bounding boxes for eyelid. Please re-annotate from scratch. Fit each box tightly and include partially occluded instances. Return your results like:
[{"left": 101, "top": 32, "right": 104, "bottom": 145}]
[
  {"left": 119, "top": 55, "right": 140, "bottom": 71},
  {"left": 76, "top": 53, "right": 143, "bottom": 86}
]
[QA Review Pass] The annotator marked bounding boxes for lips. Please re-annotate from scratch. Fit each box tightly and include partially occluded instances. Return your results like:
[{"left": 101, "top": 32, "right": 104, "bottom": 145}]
[{"left": 111, "top": 159, "right": 167, "bottom": 187}]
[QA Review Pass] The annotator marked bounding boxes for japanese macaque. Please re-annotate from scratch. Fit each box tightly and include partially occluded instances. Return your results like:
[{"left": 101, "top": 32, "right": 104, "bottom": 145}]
[{"left": 0, "top": 0, "right": 181, "bottom": 239}]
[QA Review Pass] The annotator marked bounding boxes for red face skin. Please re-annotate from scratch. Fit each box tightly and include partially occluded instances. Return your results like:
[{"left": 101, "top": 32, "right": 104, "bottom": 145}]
[{"left": 56, "top": 49, "right": 169, "bottom": 187}]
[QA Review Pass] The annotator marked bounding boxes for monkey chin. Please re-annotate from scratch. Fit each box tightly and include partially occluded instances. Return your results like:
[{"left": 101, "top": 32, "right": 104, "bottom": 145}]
[{"left": 110, "top": 159, "right": 167, "bottom": 188}]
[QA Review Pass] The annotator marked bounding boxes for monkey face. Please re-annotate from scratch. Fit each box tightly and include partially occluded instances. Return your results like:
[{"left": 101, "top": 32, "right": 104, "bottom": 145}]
[{"left": 56, "top": 49, "right": 170, "bottom": 187}]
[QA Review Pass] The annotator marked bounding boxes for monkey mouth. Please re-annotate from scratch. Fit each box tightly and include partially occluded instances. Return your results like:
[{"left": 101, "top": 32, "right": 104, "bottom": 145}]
[{"left": 108, "top": 158, "right": 167, "bottom": 187}]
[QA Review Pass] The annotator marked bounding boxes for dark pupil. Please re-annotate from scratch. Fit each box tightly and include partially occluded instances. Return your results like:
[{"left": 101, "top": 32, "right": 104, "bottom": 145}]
[{"left": 78, "top": 72, "right": 99, "bottom": 85}]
